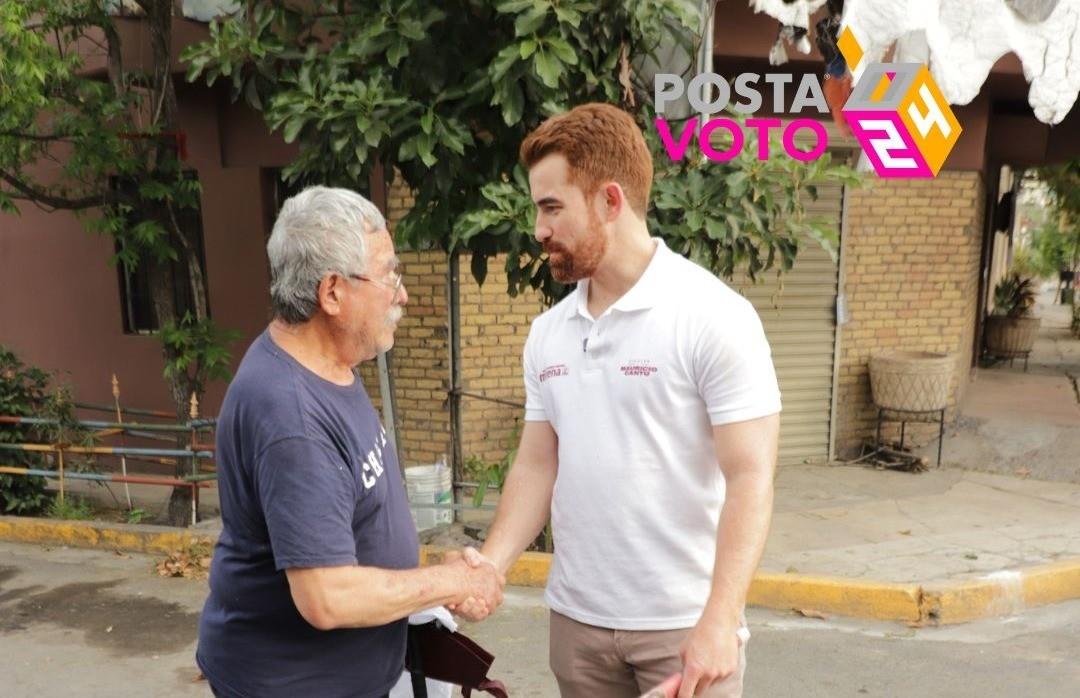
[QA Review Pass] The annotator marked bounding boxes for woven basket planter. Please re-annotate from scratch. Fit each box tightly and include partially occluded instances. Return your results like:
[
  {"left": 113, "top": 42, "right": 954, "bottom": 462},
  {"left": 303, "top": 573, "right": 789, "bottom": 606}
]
[
  {"left": 869, "top": 351, "right": 954, "bottom": 412},
  {"left": 984, "top": 315, "right": 1040, "bottom": 358}
]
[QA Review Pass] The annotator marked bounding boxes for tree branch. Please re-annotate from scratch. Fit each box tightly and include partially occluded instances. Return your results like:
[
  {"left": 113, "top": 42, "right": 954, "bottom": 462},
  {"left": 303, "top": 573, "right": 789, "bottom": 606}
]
[
  {"left": 101, "top": 15, "right": 126, "bottom": 99},
  {"left": 0, "top": 131, "right": 74, "bottom": 143},
  {"left": 0, "top": 171, "right": 108, "bottom": 210}
]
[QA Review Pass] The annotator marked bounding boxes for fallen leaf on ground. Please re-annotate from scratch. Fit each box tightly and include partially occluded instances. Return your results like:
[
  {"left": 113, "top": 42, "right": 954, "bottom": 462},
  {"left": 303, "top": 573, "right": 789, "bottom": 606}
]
[
  {"left": 1015, "top": 467, "right": 1031, "bottom": 478},
  {"left": 793, "top": 608, "right": 828, "bottom": 620},
  {"left": 899, "top": 530, "right": 912, "bottom": 536},
  {"left": 155, "top": 542, "right": 213, "bottom": 580}
]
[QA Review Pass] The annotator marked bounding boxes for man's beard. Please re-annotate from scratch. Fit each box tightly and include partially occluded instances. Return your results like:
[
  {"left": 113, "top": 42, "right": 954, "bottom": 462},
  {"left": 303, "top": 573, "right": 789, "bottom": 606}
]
[{"left": 544, "top": 212, "right": 607, "bottom": 283}]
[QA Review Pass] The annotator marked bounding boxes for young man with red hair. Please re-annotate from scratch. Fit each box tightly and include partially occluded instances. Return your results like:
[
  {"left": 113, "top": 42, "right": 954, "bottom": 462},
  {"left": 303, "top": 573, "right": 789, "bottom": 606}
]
[{"left": 466, "top": 103, "right": 782, "bottom": 697}]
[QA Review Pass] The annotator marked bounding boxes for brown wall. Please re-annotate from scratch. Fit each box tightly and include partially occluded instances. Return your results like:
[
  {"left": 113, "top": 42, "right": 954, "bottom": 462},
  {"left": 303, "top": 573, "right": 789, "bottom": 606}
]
[
  {"left": 1, "top": 201, "right": 171, "bottom": 410},
  {"left": 834, "top": 172, "right": 985, "bottom": 456},
  {"left": 1, "top": 85, "right": 280, "bottom": 417}
]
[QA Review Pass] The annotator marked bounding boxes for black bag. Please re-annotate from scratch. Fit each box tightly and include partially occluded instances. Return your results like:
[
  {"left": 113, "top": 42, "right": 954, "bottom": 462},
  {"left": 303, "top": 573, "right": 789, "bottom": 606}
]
[{"left": 405, "top": 621, "right": 508, "bottom": 698}]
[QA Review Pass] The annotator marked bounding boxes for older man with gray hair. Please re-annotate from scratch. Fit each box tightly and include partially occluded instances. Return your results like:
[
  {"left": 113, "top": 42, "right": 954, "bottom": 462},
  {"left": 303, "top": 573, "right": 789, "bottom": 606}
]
[{"left": 196, "top": 186, "right": 503, "bottom": 698}]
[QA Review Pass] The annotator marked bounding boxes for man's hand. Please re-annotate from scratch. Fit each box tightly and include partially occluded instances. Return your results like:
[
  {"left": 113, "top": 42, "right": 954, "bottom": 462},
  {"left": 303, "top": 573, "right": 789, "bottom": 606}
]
[
  {"left": 445, "top": 547, "right": 504, "bottom": 621},
  {"left": 677, "top": 617, "right": 742, "bottom": 697}
]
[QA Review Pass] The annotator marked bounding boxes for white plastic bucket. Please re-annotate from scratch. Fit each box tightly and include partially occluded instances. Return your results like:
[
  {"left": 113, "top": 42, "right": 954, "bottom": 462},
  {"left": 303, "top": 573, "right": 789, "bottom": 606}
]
[{"left": 405, "top": 464, "right": 452, "bottom": 531}]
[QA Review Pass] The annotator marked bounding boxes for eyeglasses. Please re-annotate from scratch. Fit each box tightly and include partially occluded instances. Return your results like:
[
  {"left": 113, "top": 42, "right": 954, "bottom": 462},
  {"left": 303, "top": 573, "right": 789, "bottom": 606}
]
[{"left": 348, "top": 270, "right": 404, "bottom": 297}]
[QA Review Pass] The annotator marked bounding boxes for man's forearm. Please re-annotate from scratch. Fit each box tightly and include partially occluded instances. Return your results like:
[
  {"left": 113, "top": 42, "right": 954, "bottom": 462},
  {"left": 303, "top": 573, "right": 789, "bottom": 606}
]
[
  {"left": 481, "top": 457, "right": 556, "bottom": 574},
  {"left": 288, "top": 562, "right": 473, "bottom": 630},
  {"left": 701, "top": 470, "right": 774, "bottom": 626}
]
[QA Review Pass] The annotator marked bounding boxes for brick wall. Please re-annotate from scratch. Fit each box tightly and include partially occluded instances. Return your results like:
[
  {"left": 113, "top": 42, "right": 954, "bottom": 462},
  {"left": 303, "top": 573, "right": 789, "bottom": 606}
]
[
  {"left": 834, "top": 171, "right": 985, "bottom": 456},
  {"left": 459, "top": 257, "right": 545, "bottom": 465},
  {"left": 360, "top": 179, "right": 543, "bottom": 470},
  {"left": 359, "top": 181, "right": 452, "bottom": 466},
  {"left": 357, "top": 248, "right": 451, "bottom": 466}
]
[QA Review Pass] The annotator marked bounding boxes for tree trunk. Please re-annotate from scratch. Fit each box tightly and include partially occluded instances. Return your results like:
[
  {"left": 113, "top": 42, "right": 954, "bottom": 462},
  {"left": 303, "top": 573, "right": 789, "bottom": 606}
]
[{"left": 144, "top": 0, "right": 198, "bottom": 526}]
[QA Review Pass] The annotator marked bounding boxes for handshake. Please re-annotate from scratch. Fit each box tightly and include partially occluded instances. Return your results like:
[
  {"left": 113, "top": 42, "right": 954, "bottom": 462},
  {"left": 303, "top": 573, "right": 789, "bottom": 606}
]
[{"left": 443, "top": 547, "right": 505, "bottom": 622}]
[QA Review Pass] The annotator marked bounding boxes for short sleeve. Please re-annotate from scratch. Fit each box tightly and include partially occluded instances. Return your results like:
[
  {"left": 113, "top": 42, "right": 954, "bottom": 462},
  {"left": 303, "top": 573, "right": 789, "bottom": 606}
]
[
  {"left": 255, "top": 436, "right": 358, "bottom": 570},
  {"left": 693, "top": 300, "right": 782, "bottom": 426},
  {"left": 523, "top": 324, "right": 548, "bottom": 422}
]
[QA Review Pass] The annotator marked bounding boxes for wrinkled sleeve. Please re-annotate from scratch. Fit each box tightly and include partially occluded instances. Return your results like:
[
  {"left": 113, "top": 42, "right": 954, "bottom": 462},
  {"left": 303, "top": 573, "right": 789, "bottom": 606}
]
[{"left": 255, "top": 436, "right": 358, "bottom": 570}]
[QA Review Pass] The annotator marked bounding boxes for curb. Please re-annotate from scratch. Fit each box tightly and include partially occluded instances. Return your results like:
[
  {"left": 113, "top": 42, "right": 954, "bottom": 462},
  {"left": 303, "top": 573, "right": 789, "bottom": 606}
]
[
  {"left": 0, "top": 516, "right": 214, "bottom": 556},
  {"left": 4, "top": 515, "right": 1078, "bottom": 625},
  {"left": 747, "top": 573, "right": 923, "bottom": 622}
]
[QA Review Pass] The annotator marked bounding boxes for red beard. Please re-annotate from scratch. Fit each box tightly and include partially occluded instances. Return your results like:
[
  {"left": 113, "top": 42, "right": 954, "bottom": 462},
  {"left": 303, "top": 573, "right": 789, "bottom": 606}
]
[{"left": 544, "top": 212, "right": 607, "bottom": 283}]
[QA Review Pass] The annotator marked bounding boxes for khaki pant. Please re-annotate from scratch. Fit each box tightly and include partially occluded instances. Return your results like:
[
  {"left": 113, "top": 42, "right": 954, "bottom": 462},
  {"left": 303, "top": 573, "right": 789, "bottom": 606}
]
[{"left": 548, "top": 611, "right": 747, "bottom": 698}]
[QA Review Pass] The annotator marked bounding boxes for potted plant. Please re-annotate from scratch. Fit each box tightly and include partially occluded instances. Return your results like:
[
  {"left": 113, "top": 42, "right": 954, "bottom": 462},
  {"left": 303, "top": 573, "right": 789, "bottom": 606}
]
[{"left": 984, "top": 274, "right": 1041, "bottom": 360}]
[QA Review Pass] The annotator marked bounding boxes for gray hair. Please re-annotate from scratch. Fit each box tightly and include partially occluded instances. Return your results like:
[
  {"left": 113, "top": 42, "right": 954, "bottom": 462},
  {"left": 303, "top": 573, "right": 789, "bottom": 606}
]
[{"left": 267, "top": 185, "right": 387, "bottom": 324}]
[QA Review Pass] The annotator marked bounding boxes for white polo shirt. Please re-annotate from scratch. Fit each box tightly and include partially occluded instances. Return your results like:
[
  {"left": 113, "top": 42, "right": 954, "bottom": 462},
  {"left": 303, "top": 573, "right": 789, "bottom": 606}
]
[{"left": 523, "top": 238, "right": 781, "bottom": 630}]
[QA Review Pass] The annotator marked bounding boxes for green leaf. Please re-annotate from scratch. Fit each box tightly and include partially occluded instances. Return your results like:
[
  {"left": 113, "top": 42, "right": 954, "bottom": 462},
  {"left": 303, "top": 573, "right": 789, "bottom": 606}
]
[
  {"left": 497, "top": 83, "right": 524, "bottom": 125},
  {"left": 397, "top": 18, "right": 425, "bottom": 40},
  {"left": 387, "top": 40, "right": 409, "bottom": 67},
  {"left": 472, "top": 474, "right": 489, "bottom": 508},
  {"left": 416, "top": 132, "right": 437, "bottom": 167},
  {"left": 519, "top": 38, "right": 538, "bottom": 59},
  {"left": 398, "top": 136, "right": 418, "bottom": 162},
  {"left": 514, "top": 6, "right": 549, "bottom": 36},
  {"left": 363, "top": 125, "right": 384, "bottom": 149},
  {"left": 420, "top": 110, "right": 434, "bottom": 135},
  {"left": 490, "top": 44, "right": 519, "bottom": 82},
  {"left": 282, "top": 116, "right": 304, "bottom": 143},
  {"left": 554, "top": 6, "right": 583, "bottom": 27},
  {"left": 544, "top": 37, "right": 578, "bottom": 65},
  {"left": 533, "top": 49, "right": 563, "bottom": 88},
  {"left": 496, "top": 0, "right": 538, "bottom": 12}
]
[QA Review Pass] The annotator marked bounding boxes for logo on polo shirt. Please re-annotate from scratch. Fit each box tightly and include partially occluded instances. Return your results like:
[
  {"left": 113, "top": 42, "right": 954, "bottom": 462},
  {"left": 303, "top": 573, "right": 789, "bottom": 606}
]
[
  {"left": 620, "top": 359, "right": 658, "bottom": 377},
  {"left": 539, "top": 364, "right": 570, "bottom": 383}
]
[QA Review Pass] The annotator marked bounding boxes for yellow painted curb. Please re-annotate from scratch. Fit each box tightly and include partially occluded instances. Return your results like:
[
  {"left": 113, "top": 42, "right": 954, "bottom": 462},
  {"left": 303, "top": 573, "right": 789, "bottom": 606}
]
[
  {"left": 3, "top": 518, "right": 1077, "bottom": 626},
  {"left": 922, "top": 559, "right": 1080, "bottom": 624},
  {"left": 420, "top": 545, "right": 550, "bottom": 587},
  {"left": 0, "top": 516, "right": 215, "bottom": 556},
  {"left": 420, "top": 546, "right": 926, "bottom": 621},
  {"left": 749, "top": 572, "right": 923, "bottom": 622}
]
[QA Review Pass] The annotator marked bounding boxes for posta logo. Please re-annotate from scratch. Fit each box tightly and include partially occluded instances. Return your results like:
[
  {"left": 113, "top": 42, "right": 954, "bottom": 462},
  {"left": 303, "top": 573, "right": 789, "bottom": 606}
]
[
  {"left": 651, "top": 27, "right": 963, "bottom": 179},
  {"left": 838, "top": 27, "right": 962, "bottom": 178}
]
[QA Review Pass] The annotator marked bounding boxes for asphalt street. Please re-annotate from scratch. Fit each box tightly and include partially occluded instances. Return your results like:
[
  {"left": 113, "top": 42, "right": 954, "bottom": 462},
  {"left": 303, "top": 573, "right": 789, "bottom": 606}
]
[{"left": 1, "top": 541, "right": 1076, "bottom": 697}]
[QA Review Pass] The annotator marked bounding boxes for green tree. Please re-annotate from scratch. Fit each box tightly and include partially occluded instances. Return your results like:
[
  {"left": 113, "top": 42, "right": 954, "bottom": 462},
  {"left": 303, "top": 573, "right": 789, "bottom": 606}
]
[
  {"left": 1037, "top": 162, "right": 1080, "bottom": 278},
  {"left": 185, "top": 0, "right": 856, "bottom": 302},
  {"left": 0, "top": 1, "right": 235, "bottom": 524}
]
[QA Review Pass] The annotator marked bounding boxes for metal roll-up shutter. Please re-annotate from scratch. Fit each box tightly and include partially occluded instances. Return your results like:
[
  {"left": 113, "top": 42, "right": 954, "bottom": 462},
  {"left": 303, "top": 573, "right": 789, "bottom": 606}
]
[{"left": 734, "top": 183, "right": 845, "bottom": 466}]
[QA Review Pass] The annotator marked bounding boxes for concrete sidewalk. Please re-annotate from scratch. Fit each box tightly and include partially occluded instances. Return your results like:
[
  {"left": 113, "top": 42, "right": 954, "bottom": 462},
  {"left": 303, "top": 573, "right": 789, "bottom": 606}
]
[
  {"left": 934, "top": 283, "right": 1080, "bottom": 484},
  {"left": 766, "top": 464, "right": 1080, "bottom": 584}
]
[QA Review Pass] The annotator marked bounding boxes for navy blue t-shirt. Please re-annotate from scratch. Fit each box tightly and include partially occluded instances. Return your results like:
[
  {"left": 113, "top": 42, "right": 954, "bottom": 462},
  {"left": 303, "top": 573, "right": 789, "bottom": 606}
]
[{"left": 197, "top": 330, "right": 419, "bottom": 698}]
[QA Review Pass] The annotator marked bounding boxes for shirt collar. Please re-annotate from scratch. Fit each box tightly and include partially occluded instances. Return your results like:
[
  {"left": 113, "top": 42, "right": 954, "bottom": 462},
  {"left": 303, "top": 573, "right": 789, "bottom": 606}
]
[{"left": 572, "top": 237, "right": 671, "bottom": 320}]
